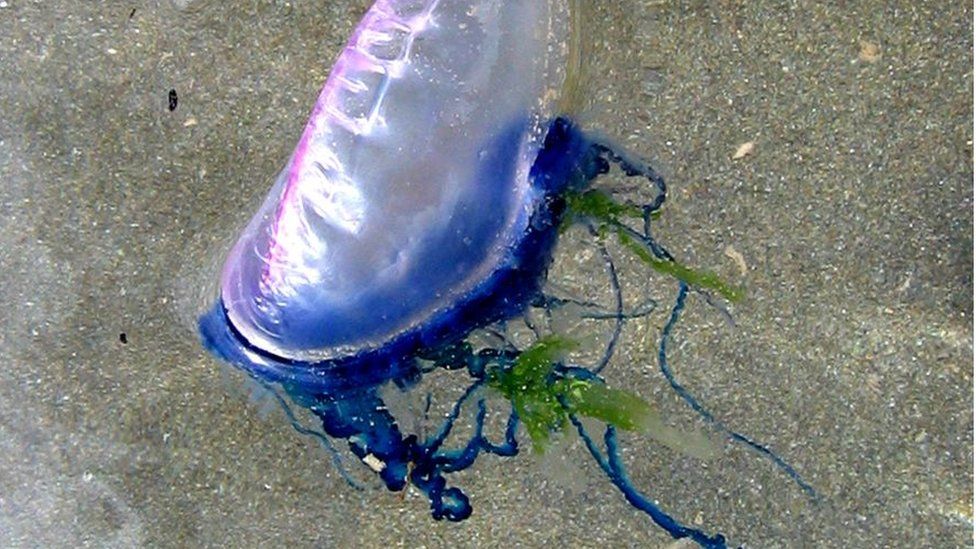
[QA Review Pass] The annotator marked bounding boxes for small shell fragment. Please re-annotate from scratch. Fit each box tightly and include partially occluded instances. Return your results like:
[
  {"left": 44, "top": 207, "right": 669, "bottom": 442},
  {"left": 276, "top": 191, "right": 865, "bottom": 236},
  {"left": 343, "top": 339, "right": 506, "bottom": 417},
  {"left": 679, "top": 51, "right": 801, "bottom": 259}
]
[
  {"left": 724, "top": 245, "right": 747, "bottom": 277},
  {"left": 732, "top": 141, "right": 755, "bottom": 160},
  {"left": 362, "top": 453, "right": 386, "bottom": 473},
  {"left": 858, "top": 41, "right": 881, "bottom": 63}
]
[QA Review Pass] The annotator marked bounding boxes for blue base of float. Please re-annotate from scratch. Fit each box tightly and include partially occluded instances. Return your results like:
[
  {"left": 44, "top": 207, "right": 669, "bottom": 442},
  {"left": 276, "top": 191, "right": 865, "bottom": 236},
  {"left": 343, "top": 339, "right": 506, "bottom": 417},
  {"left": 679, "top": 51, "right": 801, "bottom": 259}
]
[{"left": 199, "top": 117, "right": 591, "bottom": 394}]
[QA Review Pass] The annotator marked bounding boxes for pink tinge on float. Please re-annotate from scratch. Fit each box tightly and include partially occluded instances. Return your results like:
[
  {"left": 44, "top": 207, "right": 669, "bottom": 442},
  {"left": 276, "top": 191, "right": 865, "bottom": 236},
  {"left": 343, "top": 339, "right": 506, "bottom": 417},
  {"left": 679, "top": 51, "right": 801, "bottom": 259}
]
[{"left": 219, "top": 0, "right": 574, "bottom": 361}]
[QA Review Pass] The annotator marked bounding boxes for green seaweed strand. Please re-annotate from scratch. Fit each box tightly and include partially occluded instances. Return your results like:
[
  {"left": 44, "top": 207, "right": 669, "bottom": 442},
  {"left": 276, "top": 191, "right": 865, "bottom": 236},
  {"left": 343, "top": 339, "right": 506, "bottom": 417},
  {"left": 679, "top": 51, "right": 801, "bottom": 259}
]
[
  {"left": 565, "top": 189, "right": 743, "bottom": 302},
  {"left": 488, "top": 337, "right": 661, "bottom": 452}
]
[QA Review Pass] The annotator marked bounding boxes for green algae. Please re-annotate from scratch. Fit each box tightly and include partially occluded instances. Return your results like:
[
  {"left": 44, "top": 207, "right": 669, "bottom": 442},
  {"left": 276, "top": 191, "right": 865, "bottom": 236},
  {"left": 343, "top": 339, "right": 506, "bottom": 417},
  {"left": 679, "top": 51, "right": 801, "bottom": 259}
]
[
  {"left": 488, "top": 337, "right": 666, "bottom": 453},
  {"left": 565, "top": 189, "right": 742, "bottom": 302}
]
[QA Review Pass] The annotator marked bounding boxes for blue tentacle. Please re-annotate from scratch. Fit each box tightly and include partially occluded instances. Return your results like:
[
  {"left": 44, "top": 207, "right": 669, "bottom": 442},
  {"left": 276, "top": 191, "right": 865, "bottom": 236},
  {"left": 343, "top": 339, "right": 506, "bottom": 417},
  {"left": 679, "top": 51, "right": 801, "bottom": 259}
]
[
  {"left": 659, "top": 282, "right": 818, "bottom": 499},
  {"left": 568, "top": 415, "right": 728, "bottom": 549}
]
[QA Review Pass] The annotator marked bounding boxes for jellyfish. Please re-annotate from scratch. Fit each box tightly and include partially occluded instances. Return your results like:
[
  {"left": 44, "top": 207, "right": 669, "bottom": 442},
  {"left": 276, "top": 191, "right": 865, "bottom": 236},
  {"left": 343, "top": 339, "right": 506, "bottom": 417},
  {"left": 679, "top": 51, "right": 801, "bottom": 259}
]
[{"left": 198, "top": 2, "right": 814, "bottom": 547}]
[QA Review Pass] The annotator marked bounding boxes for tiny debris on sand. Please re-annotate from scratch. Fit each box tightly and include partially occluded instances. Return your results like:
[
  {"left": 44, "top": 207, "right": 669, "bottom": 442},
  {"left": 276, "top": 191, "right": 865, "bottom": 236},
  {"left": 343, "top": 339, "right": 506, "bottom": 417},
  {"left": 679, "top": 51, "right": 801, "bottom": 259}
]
[
  {"left": 859, "top": 40, "right": 881, "bottom": 63},
  {"left": 724, "top": 245, "right": 748, "bottom": 276},
  {"left": 732, "top": 141, "right": 755, "bottom": 160}
]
